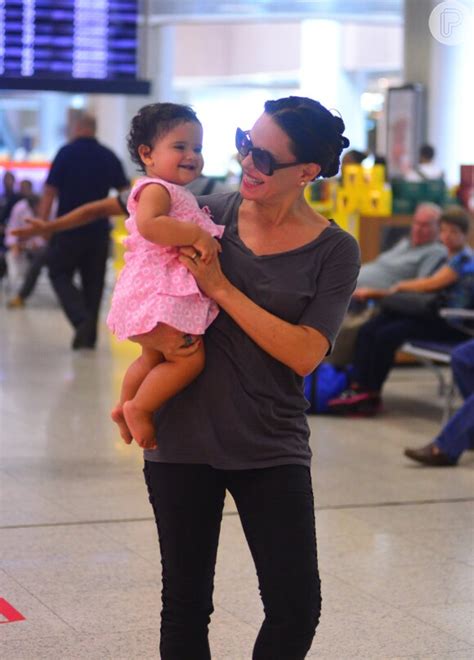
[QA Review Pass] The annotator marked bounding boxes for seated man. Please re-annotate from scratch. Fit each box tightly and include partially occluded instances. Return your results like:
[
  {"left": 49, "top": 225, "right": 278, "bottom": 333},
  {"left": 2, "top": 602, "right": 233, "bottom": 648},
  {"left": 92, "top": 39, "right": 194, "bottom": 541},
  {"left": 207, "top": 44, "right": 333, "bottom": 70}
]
[
  {"left": 404, "top": 339, "right": 474, "bottom": 466},
  {"left": 328, "top": 202, "right": 446, "bottom": 366},
  {"left": 328, "top": 206, "right": 474, "bottom": 416}
]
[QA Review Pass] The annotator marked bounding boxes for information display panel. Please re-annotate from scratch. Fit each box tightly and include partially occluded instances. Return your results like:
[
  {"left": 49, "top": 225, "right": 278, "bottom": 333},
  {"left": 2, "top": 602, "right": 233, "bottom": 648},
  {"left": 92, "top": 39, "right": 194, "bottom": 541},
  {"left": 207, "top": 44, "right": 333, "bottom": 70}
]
[{"left": 0, "top": 0, "right": 150, "bottom": 94}]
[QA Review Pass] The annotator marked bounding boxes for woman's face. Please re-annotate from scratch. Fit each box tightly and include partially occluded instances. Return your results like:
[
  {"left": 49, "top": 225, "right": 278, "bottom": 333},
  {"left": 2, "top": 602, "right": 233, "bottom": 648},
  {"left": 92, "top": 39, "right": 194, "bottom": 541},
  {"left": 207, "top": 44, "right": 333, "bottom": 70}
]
[
  {"left": 239, "top": 113, "right": 307, "bottom": 201},
  {"left": 440, "top": 221, "right": 466, "bottom": 253}
]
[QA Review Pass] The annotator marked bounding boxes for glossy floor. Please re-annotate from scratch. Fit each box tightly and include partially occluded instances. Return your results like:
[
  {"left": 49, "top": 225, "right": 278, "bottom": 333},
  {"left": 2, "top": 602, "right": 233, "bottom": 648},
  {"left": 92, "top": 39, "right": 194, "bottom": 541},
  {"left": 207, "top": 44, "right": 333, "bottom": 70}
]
[{"left": 1, "top": 283, "right": 473, "bottom": 659}]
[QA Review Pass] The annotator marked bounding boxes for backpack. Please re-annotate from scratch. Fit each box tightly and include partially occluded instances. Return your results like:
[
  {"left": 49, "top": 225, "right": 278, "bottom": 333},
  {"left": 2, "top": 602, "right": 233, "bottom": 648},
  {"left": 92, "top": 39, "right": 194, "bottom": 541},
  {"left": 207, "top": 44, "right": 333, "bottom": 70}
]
[{"left": 304, "top": 363, "right": 349, "bottom": 414}]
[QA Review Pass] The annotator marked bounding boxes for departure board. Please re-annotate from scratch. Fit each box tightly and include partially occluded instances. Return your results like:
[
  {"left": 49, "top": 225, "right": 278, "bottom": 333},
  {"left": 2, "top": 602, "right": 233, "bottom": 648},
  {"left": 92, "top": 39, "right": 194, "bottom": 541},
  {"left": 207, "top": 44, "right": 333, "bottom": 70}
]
[{"left": 0, "top": 0, "right": 150, "bottom": 94}]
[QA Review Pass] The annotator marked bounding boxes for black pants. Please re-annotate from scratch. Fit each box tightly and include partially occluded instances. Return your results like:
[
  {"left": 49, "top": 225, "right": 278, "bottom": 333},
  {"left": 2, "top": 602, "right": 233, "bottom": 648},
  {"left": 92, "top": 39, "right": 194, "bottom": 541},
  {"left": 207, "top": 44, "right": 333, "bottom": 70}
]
[
  {"left": 353, "top": 312, "right": 468, "bottom": 392},
  {"left": 18, "top": 247, "right": 49, "bottom": 300},
  {"left": 47, "top": 233, "right": 109, "bottom": 340},
  {"left": 144, "top": 462, "right": 321, "bottom": 660}
]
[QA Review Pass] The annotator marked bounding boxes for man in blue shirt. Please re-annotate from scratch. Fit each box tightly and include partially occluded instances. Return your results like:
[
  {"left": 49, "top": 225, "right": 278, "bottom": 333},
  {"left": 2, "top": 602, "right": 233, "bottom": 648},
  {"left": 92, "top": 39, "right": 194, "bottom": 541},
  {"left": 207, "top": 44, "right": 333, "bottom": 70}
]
[{"left": 38, "top": 112, "right": 129, "bottom": 349}]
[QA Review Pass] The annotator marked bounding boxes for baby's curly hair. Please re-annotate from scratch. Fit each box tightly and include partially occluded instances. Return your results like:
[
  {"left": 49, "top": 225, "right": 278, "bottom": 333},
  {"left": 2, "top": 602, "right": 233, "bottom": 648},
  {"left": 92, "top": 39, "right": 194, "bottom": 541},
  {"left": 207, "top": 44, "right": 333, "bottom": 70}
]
[{"left": 127, "top": 103, "right": 201, "bottom": 172}]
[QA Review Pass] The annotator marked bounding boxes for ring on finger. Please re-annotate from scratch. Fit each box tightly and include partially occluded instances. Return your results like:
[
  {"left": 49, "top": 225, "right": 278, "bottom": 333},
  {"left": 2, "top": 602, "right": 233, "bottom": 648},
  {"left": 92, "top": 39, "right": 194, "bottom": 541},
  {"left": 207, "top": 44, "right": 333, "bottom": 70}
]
[{"left": 182, "top": 333, "right": 194, "bottom": 347}]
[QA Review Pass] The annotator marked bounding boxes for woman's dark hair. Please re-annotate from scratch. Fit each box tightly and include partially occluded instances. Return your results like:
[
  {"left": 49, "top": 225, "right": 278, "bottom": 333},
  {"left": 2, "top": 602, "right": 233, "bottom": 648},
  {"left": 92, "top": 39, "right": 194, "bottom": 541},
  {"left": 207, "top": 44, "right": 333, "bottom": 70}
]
[
  {"left": 263, "top": 96, "right": 350, "bottom": 178},
  {"left": 127, "top": 103, "right": 201, "bottom": 171},
  {"left": 440, "top": 206, "right": 472, "bottom": 235}
]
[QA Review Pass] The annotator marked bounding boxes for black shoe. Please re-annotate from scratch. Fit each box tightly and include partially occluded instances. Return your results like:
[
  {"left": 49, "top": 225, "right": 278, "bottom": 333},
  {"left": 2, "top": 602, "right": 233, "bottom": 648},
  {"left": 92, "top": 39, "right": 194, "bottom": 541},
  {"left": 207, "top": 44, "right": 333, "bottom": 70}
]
[
  {"left": 72, "top": 319, "right": 96, "bottom": 350},
  {"left": 404, "top": 443, "right": 457, "bottom": 467}
]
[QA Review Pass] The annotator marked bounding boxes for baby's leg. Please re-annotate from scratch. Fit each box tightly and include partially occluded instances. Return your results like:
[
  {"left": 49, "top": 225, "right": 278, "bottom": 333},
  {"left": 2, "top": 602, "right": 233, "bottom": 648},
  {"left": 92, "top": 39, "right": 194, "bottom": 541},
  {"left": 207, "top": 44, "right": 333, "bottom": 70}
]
[
  {"left": 123, "top": 341, "right": 205, "bottom": 449},
  {"left": 111, "top": 346, "right": 164, "bottom": 444}
]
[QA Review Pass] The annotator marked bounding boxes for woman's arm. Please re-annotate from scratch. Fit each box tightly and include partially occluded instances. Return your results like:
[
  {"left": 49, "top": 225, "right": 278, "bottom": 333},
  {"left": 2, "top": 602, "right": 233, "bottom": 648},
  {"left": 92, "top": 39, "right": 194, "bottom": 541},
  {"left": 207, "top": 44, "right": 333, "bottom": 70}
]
[
  {"left": 181, "top": 250, "right": 328, "bottom": 376},
  {"left": 136, "top": 184, "right": 220, "bottom": 262},
  {"left": 394, "top": 265, "right": 458, "bottom": 293}
]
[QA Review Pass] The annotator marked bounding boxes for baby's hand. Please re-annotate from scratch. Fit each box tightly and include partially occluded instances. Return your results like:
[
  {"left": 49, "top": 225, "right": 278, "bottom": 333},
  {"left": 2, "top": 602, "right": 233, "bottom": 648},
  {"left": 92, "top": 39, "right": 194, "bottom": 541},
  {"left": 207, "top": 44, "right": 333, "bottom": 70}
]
[{"left": 193, "top": 229, "right": 221, "bottom": 264}]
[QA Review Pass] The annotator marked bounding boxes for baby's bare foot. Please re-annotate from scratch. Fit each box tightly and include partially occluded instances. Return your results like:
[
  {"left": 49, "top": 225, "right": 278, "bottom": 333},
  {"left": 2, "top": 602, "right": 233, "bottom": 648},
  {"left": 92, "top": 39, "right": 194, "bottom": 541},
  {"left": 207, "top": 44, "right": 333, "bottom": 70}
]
[
  {"left": 111, "top": 404, "right": 133, "bottom": 444},
  {"left": 123, "top": 401, "right": 157, "bottom": 450}
]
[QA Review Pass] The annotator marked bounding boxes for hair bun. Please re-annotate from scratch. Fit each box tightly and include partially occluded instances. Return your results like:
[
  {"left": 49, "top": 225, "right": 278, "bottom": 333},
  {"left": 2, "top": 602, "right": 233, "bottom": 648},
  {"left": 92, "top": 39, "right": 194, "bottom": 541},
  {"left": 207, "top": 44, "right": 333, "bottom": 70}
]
[{"left": 331, "top": 115, "right": 350, "bottom": 150}]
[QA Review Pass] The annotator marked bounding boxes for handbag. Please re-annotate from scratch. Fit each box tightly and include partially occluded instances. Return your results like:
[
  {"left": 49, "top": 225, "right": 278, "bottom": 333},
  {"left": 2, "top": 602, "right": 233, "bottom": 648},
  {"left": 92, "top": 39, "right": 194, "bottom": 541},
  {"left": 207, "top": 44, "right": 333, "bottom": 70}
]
[
  {"left": 380, "top": 291, "right": 443, "bottom": 320},
  {"left": 304, "top": 363, "right": 349, "bottom": 414}
]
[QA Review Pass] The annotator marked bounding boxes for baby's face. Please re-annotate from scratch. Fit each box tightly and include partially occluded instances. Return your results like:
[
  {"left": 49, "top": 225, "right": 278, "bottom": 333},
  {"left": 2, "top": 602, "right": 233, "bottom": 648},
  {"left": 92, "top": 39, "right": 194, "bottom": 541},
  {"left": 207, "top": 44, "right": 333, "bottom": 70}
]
[{"left": 140, "top": 121, "right": 204, "bottom": 186}]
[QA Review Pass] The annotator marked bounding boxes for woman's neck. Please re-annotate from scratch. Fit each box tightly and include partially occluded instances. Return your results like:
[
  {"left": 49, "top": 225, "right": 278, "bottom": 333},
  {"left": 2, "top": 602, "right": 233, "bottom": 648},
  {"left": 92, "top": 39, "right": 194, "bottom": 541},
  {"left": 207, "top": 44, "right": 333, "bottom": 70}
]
[{"left": 242, "top": 193, "right": 316, "bottom": 228}]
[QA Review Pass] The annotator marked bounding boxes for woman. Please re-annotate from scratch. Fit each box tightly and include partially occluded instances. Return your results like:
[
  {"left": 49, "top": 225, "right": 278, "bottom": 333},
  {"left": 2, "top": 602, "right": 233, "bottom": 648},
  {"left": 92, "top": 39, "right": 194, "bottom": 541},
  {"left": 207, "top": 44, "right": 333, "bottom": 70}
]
[
  {"left": 132, "top": 96, "right": 360, "bottom": 659},
  {"left": 5, "top": 193, "right": 48, "bottom": 308},
  {"left": 328, "top": 206, "right": 474, "bottom": 417}
]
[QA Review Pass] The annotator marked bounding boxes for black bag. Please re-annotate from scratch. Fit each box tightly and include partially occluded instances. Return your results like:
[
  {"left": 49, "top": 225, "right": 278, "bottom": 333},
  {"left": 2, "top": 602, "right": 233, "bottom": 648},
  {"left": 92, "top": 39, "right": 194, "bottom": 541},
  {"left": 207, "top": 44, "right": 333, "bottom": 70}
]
[{"left": 380, "top": 291, "right": 443, "bottom": 320}]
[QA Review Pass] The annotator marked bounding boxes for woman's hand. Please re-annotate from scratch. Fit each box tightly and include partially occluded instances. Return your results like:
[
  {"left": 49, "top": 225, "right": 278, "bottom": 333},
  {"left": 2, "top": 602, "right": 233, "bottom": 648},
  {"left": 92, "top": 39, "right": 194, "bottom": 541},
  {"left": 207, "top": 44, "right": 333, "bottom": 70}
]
[
  {"left": 192, "top": 229, "right": 221, "bottom": 264},
  {"left": 179, "top": 246, "right": 229, "bottom": 301}
]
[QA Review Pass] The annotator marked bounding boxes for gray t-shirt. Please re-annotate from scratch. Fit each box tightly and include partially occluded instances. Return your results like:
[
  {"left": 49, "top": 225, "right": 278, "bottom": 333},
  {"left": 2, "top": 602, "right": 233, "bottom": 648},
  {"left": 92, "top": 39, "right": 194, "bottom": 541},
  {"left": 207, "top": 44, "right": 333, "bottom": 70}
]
[
  {"left": 357, "top": 238, "right": 447, "bottom": 290},
  {"left": 145, "top": 192, "right": 360, "bottom": 469}
]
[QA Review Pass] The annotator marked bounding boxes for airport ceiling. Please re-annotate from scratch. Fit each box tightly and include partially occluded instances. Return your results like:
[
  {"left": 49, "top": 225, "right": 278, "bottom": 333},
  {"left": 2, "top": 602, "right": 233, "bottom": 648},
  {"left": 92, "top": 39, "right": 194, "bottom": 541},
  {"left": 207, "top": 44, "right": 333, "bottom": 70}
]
[{"left": 147, "top": 1, "right": 403, "bottom": 24}]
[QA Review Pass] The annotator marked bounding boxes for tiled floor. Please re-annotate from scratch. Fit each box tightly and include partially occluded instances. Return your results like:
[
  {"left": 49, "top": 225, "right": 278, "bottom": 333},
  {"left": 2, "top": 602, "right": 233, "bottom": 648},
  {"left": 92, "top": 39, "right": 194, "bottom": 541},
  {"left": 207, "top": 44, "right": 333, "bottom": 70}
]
[{"left": 1, "top": 282, "right": 473, "bottom": 659}]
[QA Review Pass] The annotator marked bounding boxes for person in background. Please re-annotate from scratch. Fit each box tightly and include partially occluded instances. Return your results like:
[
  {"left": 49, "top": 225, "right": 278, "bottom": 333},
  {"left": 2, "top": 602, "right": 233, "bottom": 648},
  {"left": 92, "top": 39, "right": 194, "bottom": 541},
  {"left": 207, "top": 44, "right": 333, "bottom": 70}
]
[
  {"left": 5, "top": 193, "right": 48, "bottom": 308},
  {"left": 326, "top": 202, "right": 445, "bottom": 367},
  {"left": 405, "top": 144, "right": 444, "bottom": 182},
  {"left": 0, "top": 171, "right": 19, "bottom": 213},
  {"left": 328, "top": 206, "right": 474, "bottom": 416},
  {"left": 19, "top": 179, "right": 34, "bottom": 197},
  {"left": 341, "top": 149, "right": 367, "bottom": 166},
  {"left": 354, "top": 203, "right": 445, "bottom": 299},
  {"left": 1, "top": 171, "right": 21, "bottom": 247},
  {"left": 404, "top": 338, "right": 474, "bottom": 466},
  {"left": 138, "top": 96, "right": 359, "bottom": 659},
  {"left": 38, "top": 111, "right": 129, "bottom": 349}
]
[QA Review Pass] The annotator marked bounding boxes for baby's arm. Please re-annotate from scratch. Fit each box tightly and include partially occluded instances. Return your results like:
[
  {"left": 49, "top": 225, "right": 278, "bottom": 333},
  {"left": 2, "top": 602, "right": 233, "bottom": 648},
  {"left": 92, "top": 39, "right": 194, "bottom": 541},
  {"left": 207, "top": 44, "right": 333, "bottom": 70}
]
[{"left": 136, "top": 184, "right": 219, "bottom": 263}]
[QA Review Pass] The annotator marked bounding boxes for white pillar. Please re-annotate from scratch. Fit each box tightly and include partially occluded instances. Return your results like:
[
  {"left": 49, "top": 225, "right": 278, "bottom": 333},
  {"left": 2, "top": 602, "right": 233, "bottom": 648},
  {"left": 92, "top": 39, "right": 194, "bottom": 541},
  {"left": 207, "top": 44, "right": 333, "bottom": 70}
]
[
  {"left": 428, "top": 12, "right": 473, "bottom": 184},
  {"left": 88, "top": 24, "right": 177, "bottom": 177},
  {"left": 88, "top": 95, "right": 128, "bottom": 161},
  {"left": 38, "top": 92, "right": 70, "bottom": 158},
  {"left": 300, "top": 19, "right": 365, "bottom": 151},
  {"left": 403, "top": 0, "right": 473, "bottom": 184}
]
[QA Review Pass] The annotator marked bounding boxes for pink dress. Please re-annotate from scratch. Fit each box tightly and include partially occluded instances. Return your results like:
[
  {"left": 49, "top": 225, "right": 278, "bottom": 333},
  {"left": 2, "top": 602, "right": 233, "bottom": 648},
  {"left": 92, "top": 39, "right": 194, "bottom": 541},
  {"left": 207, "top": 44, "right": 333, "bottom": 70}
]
[{"left": 107, "top": 177, "right": 225, "bottom": 340}]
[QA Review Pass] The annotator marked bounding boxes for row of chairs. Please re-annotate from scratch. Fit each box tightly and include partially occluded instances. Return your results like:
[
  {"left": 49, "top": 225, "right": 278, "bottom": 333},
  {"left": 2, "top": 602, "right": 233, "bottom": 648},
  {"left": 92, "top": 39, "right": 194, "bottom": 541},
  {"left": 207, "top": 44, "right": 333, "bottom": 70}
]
[{"left": 401, "top": 308, "right": 474, "bottom": 423}]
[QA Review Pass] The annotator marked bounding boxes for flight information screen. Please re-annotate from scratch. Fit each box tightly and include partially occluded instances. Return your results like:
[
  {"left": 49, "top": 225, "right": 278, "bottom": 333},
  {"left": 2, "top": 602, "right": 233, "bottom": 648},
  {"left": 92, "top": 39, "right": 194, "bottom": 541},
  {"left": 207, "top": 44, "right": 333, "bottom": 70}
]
[{"left": 0, "top": 0, "right": 149, "bottom": 93}]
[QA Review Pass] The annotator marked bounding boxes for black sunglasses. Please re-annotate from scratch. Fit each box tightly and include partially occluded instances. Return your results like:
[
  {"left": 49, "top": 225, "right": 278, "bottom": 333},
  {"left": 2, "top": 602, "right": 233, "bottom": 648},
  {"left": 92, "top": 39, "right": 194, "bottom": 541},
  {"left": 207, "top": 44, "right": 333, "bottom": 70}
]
[{"left": 235, "top": 128, "right": 301, "bottom": 176}]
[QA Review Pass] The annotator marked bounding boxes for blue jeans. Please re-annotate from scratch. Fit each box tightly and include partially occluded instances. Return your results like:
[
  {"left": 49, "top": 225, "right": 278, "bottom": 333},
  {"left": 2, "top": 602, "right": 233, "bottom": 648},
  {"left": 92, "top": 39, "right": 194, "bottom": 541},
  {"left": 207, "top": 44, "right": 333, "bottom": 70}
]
[
  {"left": 435, "top": 340, "right": 474, "bottom": 460},
  {"left": 143, "top": 462, "right": 321, "bottom": 660}
]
